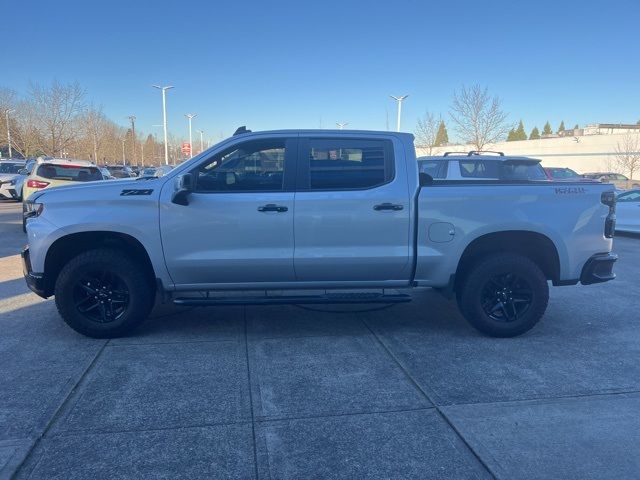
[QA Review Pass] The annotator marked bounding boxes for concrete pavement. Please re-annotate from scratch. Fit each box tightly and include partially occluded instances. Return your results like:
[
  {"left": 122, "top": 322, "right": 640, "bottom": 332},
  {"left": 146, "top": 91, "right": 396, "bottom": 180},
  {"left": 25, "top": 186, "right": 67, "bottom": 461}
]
[{"left": 1, "top": 199, "right": 639, "bottom": 479}]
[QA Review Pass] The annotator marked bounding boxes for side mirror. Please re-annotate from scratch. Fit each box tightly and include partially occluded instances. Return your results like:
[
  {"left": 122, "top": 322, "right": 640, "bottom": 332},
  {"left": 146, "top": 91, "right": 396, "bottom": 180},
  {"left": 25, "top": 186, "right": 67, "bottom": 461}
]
[
  {"left": 18, "top": 169, "right": 28, "bottom": 175},
  {"left": 171, "top": 173, "right": 194, "bottom": 206},
  {"left": 419, "top": 172, "right": 434, "bottom": 187}
]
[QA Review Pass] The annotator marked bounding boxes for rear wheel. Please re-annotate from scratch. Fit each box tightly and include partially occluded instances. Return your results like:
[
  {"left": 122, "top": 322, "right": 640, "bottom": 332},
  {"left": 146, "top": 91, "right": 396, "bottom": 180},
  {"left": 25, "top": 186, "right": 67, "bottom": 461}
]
[
  {"left": 54, "top": 248, "right": 154, "bottom": 338},
  {"left": 456, "top": 253, "right": 549, "bottom": 337}
]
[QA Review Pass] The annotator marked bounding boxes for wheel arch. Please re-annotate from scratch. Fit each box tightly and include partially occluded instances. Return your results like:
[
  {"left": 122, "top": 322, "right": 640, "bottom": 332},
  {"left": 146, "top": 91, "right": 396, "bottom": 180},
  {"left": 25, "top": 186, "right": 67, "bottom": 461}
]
[
  {"left": 42, "top": 231, "right": 157, "bottom": 297},
  {"left": 454, "top": 230, "right": 561, "bottom": 291}
]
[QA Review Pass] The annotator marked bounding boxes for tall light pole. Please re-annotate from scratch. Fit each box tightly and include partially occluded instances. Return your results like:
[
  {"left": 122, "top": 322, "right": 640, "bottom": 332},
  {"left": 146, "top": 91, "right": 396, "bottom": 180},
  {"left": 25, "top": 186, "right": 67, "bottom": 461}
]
[
  {"left": 4, "top": 109, "right": 14, "bottom": 158},
  {"left": 185, "top": 113, "right": 197, "bottom": 158},
  {"left": 336, "top": 122, "right": 348, "bottom": 130},
  {"left": 126, "top": 115, "right": 136, "bottom": 165},
  {"left": 196, "top": 129, "right": 204, "bottom": 154},
  {"left": 390, "top": 95, "right": 408, "bottom": 132},
  {"left": 152, "top": 85, "right": 174, "bottom": 165},
  {"left": 121, "top": 139, "right": 126, "bottom": 166}
]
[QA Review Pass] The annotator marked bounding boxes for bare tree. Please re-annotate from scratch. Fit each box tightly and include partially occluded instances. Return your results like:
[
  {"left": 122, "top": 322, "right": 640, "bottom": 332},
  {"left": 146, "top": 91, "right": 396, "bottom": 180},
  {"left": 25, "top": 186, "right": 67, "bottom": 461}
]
[
  {"left": 11, "top": 100, "right": 43, "bottom": 158},
  {"left": 449, "top": 85, "right": 510, "bottom": 151},
  {"left": 414, "top": 111, "right": 440, "bottom": 155},
  {"left": 28, "top": 80, "right": 86, "bottom": 156},
  {"left": 614, "top": 132, "right": 640, "bottom": 180}
]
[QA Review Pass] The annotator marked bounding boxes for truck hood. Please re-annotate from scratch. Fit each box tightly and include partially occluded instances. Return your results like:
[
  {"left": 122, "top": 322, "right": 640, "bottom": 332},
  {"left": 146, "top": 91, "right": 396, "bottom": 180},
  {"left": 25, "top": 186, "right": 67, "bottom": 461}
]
[{"left": 31, "top": 177, "right": 165, "bottom": 202}]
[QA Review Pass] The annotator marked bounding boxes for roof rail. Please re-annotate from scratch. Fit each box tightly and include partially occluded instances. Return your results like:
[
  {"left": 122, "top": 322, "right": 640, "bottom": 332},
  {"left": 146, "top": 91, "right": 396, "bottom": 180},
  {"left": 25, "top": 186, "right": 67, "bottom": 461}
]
[
  {"left": 442, "top": 150, "right": 505, "bottom": 157},
  {"left": 467, "top": 150, "right": 504, "bottom": 156},
  {"left": 443, "top": 151, "right": 466, "bottom": 157}
]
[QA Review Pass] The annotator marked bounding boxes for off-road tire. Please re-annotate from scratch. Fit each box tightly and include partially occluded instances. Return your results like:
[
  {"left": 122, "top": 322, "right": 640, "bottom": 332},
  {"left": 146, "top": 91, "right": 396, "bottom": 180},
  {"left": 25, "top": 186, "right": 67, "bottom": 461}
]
[
  {"left": 456, "top": 253, "right": 549, "bottom": 337},
  {"left": 54, "top": 248, "right": 154, "bottom": 338}
]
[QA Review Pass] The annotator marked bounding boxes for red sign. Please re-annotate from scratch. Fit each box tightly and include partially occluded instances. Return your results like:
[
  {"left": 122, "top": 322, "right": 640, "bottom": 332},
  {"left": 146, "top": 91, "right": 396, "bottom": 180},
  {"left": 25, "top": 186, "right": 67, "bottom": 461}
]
[{"left": 181, "top": 142, "right": 191, "bottom": 155}]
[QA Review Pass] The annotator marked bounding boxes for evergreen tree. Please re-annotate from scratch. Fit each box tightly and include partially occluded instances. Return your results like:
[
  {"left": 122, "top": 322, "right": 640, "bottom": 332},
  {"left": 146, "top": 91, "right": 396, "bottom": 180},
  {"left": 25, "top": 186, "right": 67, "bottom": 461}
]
[
  {"left": 574, "top": 124, "right": 579, "bottom": 130},
  {"left": 434, "top": 120, "right": 449, "bottom": 146},
  {"left": 514, "top": 120, "right": 527, "bottom": 141},
  {"left": 529, "top": 127, "right": 540, "bottom": 140},
  {"left": 558, "top": 121, "right": 565, "bottom": 133},
  {"left": 507, "top": 128, "right": 516, "bottom": 142},
  {"left": 542, "top": 121, "right": 553, "bottom": 136}
]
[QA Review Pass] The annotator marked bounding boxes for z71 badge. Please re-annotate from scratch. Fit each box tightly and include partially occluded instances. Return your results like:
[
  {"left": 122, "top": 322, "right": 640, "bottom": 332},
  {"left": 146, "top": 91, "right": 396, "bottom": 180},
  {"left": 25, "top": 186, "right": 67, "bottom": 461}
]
[{"left": 120, "top": 189, "right": 154, "bottom": 196}]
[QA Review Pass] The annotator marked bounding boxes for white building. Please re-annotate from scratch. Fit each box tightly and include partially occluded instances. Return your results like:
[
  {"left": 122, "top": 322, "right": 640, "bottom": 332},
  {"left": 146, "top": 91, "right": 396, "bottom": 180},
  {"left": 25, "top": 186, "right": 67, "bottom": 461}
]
[{"left": 416, "top": 123, "right": 640, "bottom": 178}]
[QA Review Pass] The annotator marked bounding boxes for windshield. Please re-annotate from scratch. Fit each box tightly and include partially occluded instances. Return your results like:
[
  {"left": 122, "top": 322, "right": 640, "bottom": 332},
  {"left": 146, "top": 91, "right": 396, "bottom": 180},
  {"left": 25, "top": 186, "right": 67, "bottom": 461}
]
[
  {"left": 36, "top": 164, "right": 103, "bottom": 182},
  {"left": 0, "top": 163, "right": 24, "bottom": 174}
]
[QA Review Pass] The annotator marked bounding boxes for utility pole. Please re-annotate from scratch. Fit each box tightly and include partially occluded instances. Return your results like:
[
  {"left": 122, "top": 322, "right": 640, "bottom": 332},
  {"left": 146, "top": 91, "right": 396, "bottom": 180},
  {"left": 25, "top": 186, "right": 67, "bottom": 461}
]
[
  {"left": 196, "top": 129, "right": 204, "bottom": 154},
  {"left": 152, "top": 85, "right": 174, "bottom": 165},
  {"left": 126, "top": 115, "right": 136, "bottom": 165},
  {"left": 5, "top": 109, "right": 14, "bottom": 158},
  {"left": 185, "top": 113, "right": 197, "bottom": 158},
  {"left": 390, "top": 95, "right": 408, "bottom": 132}
]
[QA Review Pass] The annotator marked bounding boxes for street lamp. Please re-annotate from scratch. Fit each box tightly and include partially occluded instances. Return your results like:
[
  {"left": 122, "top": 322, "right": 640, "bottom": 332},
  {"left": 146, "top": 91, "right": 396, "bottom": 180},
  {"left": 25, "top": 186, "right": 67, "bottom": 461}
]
[
  {"left": 121, "top": 139, "right": 126, "bottom": 166},
  {"left": 336, "top": 122, "right": 348, "bottom": 130},
  {"left": 196, "top": 129, "right": 204, "bottom": 154},
  {"left": 152, "top": 85, "right": 174, "bottom": 165},
  {"left": 185, "top": 113, "right": 197, "bottom": 158},
  {"left": 126, "top": 115, "right": 136, "bottom": 165},
  {"left": 389, "top": 95, "right": 408, "bottom": 132},
  {"left": 4, "top": 109, "right": 15, "bottom": 158}
]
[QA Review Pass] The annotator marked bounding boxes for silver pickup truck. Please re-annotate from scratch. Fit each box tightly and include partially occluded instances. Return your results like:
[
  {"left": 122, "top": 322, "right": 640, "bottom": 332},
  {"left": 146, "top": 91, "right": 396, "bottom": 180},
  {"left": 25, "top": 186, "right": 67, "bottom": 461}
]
[{"left": 22, "top": 129, "right": 617, "bottom": 338}]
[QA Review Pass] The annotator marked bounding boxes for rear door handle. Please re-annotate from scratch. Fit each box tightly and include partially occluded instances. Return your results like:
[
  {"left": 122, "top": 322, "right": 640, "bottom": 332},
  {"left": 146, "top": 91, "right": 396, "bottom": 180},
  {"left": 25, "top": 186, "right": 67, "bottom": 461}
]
[
  {"left": 374, "top": 203, "right": 403, "bottom": 211},
  {"left": 258, "top": 204, "right": 288, "bottom": 213}
]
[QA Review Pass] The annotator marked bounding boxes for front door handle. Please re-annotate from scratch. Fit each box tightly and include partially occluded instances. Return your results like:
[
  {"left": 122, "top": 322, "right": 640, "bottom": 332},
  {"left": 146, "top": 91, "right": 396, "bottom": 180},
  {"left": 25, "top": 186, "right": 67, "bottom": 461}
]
[
  {"left": 258, "top": 204, "right": 288, "bottom": 213},
  {"left": 373, "top": 203, "right": 403, "bottom": 211}
]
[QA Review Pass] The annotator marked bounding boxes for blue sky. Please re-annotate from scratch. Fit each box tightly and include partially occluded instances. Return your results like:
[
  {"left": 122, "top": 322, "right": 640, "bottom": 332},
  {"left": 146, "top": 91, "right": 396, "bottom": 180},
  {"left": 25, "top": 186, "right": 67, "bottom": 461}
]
[{"left": 5, "top": 0, "right": 640, "bottom": 143}]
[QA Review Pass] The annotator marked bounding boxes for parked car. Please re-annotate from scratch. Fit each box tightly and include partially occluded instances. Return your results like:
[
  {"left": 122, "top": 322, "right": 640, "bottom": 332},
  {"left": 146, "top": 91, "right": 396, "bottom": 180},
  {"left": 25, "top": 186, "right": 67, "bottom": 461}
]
[
  {"left": 543, "top": 167, "right": 595, "bottom": 182},
  {"left": 14, "top": 160, "right": 36, "bottom": 200},
  {"left": 418, "top": 151, "right": 548, "bottom": 181},
  {"left": 0, "top": 159, "right": 27, "bottom": 200},
  {"left": 582, "top": 172, "right": 640, "bottom": 190},
  {"left": 99, "top": 167, "right": 116, "bottom": 180},
  {"left": 615, "top": 189, "right": 640, "bottom": 233},
  {"left": 22, "top": 130, "right": 616, "bottom": 339},
  {"left": 106, "top": 165, "right": 136, "bottom": 178},
  {"left": 139, "top": 165, "right": 173, "bottom": 178},
  {"left": 22, "top": 159, "right": 104, "bottom": 201}
]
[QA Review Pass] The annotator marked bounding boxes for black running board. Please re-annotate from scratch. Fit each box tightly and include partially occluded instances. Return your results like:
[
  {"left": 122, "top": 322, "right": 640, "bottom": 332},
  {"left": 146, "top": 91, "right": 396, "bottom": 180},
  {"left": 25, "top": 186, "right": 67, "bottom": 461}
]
[{"left": 173, "top": 292, "right": 412, "bottom": 306}]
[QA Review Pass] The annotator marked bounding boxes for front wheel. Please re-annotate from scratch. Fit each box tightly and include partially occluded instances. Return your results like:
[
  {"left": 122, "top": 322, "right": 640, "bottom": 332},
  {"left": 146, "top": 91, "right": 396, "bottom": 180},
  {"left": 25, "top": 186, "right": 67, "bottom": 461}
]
[
  {"left": 456, "top": 253, "right": 549, "bottom": 337},
  {"left": 54, "top": 248, "right": 155, "bottom": 338}
]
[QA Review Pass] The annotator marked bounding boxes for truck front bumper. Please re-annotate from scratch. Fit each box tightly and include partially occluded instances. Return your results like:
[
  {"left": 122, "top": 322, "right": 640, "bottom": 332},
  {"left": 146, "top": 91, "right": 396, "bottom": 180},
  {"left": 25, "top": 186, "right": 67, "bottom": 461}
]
[
  {"left": 21, "top": 246, "right": 49, "bottom": 298},
  {"left": 580, "top": 252, "right": 617, "bottom": 285}
]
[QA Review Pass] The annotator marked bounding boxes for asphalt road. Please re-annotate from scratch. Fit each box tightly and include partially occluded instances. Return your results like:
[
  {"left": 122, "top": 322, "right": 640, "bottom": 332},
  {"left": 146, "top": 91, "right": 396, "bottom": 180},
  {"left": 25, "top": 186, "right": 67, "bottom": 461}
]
[{"left": 1, "top": 199, "right": 639, "bottom": 479}]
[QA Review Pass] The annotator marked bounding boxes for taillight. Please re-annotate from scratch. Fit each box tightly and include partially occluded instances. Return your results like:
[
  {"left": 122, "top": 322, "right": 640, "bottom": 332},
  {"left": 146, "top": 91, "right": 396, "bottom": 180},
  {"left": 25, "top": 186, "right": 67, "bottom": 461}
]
[
  {"left": 601, "top": 190, "right": 616, "bottom": 238},
  {"left": 27, "top": 179, "right": 50, "bottom": 189}
]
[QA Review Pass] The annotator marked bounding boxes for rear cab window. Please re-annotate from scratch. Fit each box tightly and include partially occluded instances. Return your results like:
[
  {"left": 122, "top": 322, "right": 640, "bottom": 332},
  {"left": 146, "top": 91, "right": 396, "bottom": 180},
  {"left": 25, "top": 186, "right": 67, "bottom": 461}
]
[{"left": 36, "top": 164, "right": 103, "bottom": 182}]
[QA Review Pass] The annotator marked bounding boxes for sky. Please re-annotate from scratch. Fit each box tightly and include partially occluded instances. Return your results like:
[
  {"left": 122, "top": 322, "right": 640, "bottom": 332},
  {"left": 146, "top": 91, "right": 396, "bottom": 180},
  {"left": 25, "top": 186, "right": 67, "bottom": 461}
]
[{"left": 4, "top": 0, "right": 640, "bottom": 144}]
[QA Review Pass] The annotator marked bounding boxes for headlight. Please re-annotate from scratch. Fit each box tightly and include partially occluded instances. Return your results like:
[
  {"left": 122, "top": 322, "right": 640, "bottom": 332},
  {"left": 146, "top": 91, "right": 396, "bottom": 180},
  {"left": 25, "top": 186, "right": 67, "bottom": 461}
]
[
  {"left": 23, "top": 200, "right": 44, "bottom": 219},
  {"left": 9, "top": 179, "right": 16, "bottom": 186}
]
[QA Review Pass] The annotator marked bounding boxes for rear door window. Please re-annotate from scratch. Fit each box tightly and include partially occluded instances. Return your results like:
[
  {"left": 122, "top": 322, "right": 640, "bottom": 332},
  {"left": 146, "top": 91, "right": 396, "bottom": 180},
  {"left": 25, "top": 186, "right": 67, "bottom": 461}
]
[{"left": 302, "top": 138, "right": 394, "bottom": 190}]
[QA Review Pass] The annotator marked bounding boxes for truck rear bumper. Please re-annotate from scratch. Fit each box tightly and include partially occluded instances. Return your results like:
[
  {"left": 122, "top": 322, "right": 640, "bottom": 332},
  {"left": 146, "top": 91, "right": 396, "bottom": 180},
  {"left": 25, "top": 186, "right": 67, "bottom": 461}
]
[
  {"left": 21, "top": 246, "right": 49, "bottom": 298},
  {"left": 580, "top": 252, "right": 617, "bottom": 285}
]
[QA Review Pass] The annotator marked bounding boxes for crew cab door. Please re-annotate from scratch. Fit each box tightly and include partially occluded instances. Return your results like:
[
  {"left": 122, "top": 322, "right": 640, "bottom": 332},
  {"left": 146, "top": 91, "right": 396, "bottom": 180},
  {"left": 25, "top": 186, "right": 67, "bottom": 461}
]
[
  {"left": 160, "top": 136, "right": 297, "bottom": 287},
  {"left": 293, "top": 136, "right": 412, "bottom": 282}
]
